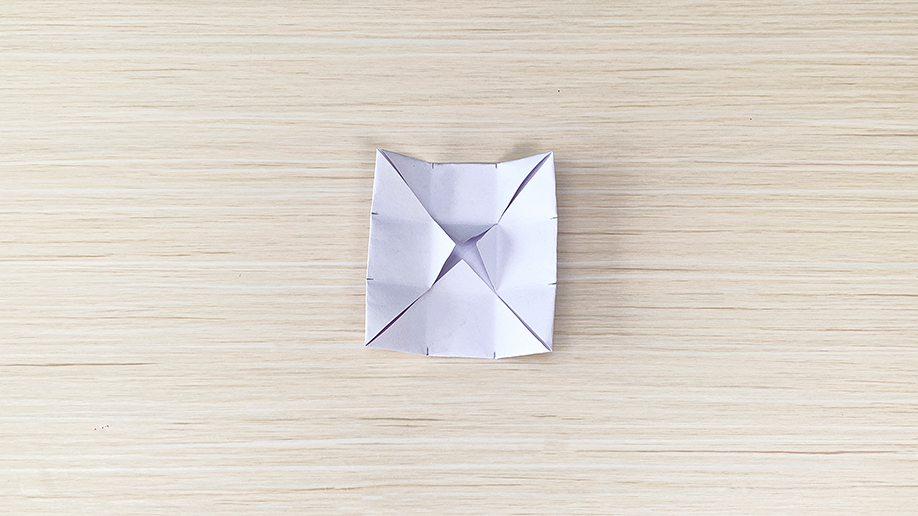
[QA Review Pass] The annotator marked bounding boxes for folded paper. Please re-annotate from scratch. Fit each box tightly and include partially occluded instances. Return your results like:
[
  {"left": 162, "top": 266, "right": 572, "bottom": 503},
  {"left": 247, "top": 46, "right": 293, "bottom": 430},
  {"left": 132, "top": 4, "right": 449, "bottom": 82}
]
[{"left": 365, "top": 149, "right": 557, "bottom": 358}]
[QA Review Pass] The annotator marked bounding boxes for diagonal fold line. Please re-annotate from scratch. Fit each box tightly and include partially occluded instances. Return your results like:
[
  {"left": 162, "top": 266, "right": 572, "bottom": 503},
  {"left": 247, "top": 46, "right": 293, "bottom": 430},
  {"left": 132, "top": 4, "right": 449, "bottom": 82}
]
[
  {"left": 379, "top": 149, "right": 455, "bottom": 242},
  {"left": 368, "top": 242, "right": 463, "bottom": 346},
  {"left": 500, "top": 296, "right": 552, "bottom": 351},
  {"left": 365, "top": 290, "right": 425, "bottom": 347},
  {"left": 490, "top": 278, "right": 551, "bottom": 351},
  {"left": 435, "top": 245, "right": 463, "bottom": 283},
  {"left": 499, "top": 152, "right": 552, "bottom": 220}
]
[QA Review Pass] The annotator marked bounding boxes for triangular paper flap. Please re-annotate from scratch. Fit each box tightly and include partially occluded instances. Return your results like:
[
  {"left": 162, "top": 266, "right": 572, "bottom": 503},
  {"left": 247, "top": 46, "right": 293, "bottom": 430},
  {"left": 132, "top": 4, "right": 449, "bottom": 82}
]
[
  {"left": 476, "top": 220, "right": 557, "bottom": 292},
  {"left": 366, "top": 151, "right": 455, "bottom": 340},
  {"left": 367, "top": 261, "right": 545, "bottom": 358},
  {"left": 500, "top": 152, "right": 556, "bottom": 225},
  {"left": 496, "top": 152, "right": 552, "bottom": 215},
  {"left": 380, "top": 150, "right": 533, "bottom": 243}
]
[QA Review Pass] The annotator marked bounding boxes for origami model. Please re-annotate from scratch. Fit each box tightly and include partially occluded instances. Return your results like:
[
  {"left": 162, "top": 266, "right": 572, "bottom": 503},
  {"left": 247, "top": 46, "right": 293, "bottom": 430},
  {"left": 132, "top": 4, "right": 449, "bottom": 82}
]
[{"left": 365, "top": 149, "right": 557, "bottom": 358}]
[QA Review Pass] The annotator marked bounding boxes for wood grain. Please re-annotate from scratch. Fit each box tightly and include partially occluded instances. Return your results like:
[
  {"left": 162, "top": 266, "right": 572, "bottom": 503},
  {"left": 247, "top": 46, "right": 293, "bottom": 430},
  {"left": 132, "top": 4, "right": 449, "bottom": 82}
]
[{"left": 2, "top": 1, "right": 917, "bottom": 514}]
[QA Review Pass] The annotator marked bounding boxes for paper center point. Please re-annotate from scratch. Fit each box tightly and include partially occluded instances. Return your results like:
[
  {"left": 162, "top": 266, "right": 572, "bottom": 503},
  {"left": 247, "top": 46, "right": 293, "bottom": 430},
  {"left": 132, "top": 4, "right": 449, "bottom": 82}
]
[{"left": 435, "top": 229, "right": 494, "bottom": 289}]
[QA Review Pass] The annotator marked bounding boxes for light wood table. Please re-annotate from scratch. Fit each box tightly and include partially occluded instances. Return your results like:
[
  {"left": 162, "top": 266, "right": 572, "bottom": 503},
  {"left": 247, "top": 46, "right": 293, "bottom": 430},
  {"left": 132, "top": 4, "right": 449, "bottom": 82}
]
[{"left": 3, "top": 2, "right": 917, "bottom": 514}]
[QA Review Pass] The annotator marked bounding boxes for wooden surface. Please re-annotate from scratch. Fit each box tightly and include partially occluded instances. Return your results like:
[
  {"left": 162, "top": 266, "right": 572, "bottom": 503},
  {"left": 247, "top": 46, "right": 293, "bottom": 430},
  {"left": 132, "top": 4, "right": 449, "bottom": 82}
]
[{"left": 2, "top": 1, "right": 917, "bottom": 514}]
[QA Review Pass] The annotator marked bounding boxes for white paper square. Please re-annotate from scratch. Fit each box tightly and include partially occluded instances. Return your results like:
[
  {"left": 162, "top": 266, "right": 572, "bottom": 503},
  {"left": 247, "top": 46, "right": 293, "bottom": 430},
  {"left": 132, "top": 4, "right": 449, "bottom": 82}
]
[{"left": 365, "top": 149, "right": 557, "bottom": 358}]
